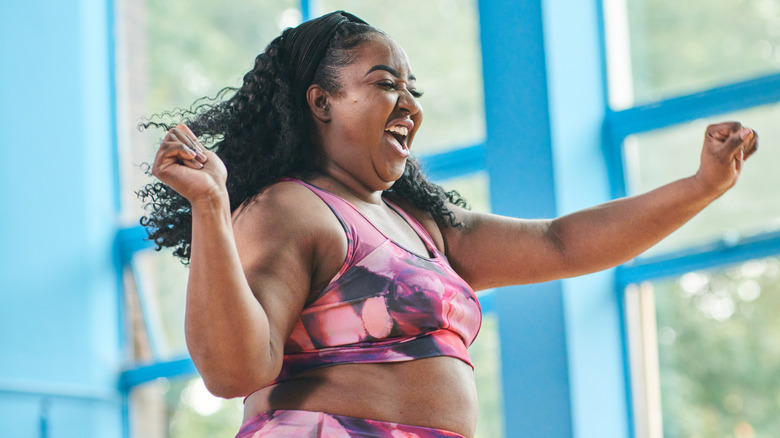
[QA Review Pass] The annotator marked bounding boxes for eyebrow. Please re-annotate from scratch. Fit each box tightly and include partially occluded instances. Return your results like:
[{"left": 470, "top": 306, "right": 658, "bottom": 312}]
[{"left": 365, "top": 65, "right": 416, "bottom": 81}]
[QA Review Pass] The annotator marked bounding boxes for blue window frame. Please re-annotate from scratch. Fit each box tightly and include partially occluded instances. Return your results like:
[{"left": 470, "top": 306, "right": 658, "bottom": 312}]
[{"left": 601, "top": 5, "right": 780, "bottom": 437}]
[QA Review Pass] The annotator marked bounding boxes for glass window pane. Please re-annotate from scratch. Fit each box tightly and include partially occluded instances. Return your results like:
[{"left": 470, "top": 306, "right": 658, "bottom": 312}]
[
  {"left": 130, "top": 376, "right": 244, "bottom": 438},
  {"left": 122, "top": 248, "right": 190, "bottom": 361},
  {"left": 117, "top": 0, "right": 300, "bottom": 224},
  {"left": 130, "top": 378, "right": 168, "bottom": 438},
  {"left": 439, "top": 171, "right": 492, "bottom": 214},
  {"left": 469, "top": 313, "right": 505, "bottom": 438},
  {"left": 117, "top": 0, "right": 300, "bottom": 355},
  {"left": 319, "top": 0, "right": 486, "bottom": 154},
  {"left": 624, "top": 103, "right": 780, "bottom": 256},
  {"left": 627, "top": 257, "right": 780, "bottom": 438},
  {"left": 605, "top": 0, "right": 780, "bottom": 109}
]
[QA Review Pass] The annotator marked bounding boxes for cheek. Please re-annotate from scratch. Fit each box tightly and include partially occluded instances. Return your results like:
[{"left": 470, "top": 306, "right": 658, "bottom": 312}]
[
  {"left": 367, "top": 94, "right": 396, "bottom": 114},
  {"left": 343, "top": 98, "right": 386, "bottom": 124}
]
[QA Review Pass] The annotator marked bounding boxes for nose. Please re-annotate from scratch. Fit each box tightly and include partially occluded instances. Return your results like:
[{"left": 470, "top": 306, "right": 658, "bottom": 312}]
[{"left": 397, "top": 87, "right": 422, "bottom": 116}]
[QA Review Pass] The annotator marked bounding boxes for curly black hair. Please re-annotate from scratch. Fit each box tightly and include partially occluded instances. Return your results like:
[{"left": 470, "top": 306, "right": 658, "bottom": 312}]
[{"left": 137, "top": 12, "right": 467, "bottom": 262}]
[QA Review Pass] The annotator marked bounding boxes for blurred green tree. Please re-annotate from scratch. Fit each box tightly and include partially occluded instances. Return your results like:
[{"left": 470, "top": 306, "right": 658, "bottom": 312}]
[{"left": 653, "top": 258, "right": 780, "bottom": 437}]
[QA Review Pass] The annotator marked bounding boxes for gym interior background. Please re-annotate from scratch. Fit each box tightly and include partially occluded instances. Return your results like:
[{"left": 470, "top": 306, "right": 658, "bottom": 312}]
[{"left": 2, "top": 0, "right": 780, "bottom": 437}]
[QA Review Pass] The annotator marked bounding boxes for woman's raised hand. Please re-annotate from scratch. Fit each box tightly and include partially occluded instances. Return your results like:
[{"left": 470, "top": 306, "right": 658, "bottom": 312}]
[
  {"left": 152, "top": 124, "right": 228, "bottom": 205},
  {"left": 695, "top": 122, "right": 758, "bottom": 194}
]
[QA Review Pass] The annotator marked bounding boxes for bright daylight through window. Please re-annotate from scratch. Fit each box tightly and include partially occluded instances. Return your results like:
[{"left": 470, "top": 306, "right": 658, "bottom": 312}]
[{"left": 605, "top": 0, "right": 780, "bottom": 437}]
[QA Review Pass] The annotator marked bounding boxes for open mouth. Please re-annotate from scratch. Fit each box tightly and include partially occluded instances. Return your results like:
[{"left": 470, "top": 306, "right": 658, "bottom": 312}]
[{"left": 384, "top": 125, "right": 409, "bottom": 153}]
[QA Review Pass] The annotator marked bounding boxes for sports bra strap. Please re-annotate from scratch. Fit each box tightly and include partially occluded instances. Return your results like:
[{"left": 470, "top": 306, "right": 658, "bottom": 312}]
[
  {"left": 280, "top": 177, "right": 353, "bottom": 237},
  {"left": 383, "top": 199, "right": 439, "bottom": 256},
  {"left": 280, "top": 178, "right": 440, "bottom": 260}
]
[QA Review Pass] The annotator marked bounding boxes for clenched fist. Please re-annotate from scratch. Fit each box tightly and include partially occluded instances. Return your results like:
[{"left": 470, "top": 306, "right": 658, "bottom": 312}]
[
  {"left": 695, "top": 121, "right": 758, "bottom": 194},
  {"left": 152, "top": 124, "right": 228, "bottom": 206}
]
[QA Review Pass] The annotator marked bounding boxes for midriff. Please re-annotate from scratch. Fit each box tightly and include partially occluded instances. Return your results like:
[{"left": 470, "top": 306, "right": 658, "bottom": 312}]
[{"left": 243, "top": 356, "right": 478, "bottom": 438}]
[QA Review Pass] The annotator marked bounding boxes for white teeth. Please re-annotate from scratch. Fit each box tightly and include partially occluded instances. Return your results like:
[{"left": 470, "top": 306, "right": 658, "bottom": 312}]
[{"left": 385, "top": 125, "right": 409, "bottom": 137}]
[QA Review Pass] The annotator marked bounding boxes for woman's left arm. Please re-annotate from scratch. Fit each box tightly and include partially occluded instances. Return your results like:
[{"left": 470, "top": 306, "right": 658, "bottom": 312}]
[{"left": 441, "top": 122, "right": 758, "bottom": 291}]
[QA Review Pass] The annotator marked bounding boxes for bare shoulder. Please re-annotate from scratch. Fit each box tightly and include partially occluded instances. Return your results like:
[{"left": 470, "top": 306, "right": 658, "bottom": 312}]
[
  {"left": 232, "top": 180, "right": 346, "bottom": 240},
  {"left": 389, "top": 198, "right": 475, "bottom": 255},
  {"left": 232, "top": 180, "right": 348, "bottom": 296}
]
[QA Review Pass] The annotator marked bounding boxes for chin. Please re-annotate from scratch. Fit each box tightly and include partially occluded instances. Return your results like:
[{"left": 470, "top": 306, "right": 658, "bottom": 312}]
[
  {"left": 377, "top": 178, "right": 399, "bottom": 191},
  {"left": 382, "top": 167, "right": 406, "bottom": 186}
]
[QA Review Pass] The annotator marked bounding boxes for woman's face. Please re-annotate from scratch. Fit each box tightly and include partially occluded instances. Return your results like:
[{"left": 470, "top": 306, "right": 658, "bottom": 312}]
[{"left": 316, "top": 35, "right": 423, "bottom": 191}]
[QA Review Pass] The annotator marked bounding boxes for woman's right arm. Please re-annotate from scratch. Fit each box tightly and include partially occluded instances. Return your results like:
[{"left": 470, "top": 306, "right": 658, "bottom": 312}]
[{"left": 151, "top": 125, "right": 318, "bottom": 398}]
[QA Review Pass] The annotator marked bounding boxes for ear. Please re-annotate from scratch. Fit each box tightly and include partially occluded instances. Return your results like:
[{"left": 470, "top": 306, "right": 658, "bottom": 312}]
[{"left": 306, "top": 85, "right": 331, "bottom": 123}]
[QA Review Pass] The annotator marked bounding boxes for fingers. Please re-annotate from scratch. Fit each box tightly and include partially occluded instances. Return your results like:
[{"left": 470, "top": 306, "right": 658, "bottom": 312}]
[
  {"left": 155, "top": 137, "right": 203, "bottom": 171},
  {"left": 171, "top": 124, "right": 208, "bottom": 164},
  {"left": 706, "top": 121, "right": 758, "bottom": 159},
  {"left": 706, "top": 121, "right": 742, "bottom": 141},
  {"left": 736, "top": 148, "right": 745, "bottom": 172},
  {"left": 743, "top": 129, "right": 758, "bottom": 159},
  {"left": 178, "top": 148, "right": 207, "bottom": 170},
  {"left": 152, "top": 125, "right": 211, "bottom": 176},
  {"left": 725, "top": 127, "right": 749, "bottom": 153},
  {"left": 178, "top": 123, "right": 199, "bottom": 143},
  {"left": 728, "top": 127, "right": 757, "bottom": 162}
]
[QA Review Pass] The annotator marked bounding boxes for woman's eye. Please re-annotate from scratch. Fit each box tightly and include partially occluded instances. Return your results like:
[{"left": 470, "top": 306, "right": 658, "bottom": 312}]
[{"left": 378, "top": 82, "right": 424, "bottom": 99}]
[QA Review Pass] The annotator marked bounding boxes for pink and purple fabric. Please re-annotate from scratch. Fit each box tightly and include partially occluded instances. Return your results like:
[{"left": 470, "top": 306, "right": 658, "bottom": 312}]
[
  {"left": 273, "top": 179, "right": 482, "bottom": 383},
  {"left": 236, "top": 410, "right": 467, "bottom": 438}
]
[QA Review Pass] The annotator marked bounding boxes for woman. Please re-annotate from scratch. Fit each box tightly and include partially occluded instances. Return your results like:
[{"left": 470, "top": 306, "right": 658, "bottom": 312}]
[{"left": 139, "top": 10, "right": 758, "bottom": 438}]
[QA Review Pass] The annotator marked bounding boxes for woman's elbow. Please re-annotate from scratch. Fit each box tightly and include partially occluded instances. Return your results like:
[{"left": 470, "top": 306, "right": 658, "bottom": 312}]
[
  {"left": 197, "top": 357, "right": 282, "bottom": 399},
  {"left": 201, "top": 377, "right": 254, "bottom": 399},
  {"left": 200, "top": 367, "right": 278, "bottom": 399}
]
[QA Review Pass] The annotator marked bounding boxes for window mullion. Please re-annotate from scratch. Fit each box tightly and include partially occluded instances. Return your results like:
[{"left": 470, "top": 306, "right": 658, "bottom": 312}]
[
  {"left": 617, "top": 231, "right": 780, "bottom": 287},
  {"left": 608, "top": 72, "right": 780, "bottom": 141}
]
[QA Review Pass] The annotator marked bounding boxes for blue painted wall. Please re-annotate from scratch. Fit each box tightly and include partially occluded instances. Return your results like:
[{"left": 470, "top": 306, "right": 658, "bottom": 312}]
[{"left": 0, "top": 0, "right": 124, "bottom": 436}]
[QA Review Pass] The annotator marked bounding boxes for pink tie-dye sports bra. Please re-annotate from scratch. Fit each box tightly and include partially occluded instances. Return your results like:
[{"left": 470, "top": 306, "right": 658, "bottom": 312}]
[{"left": 272, "top": 179, "right": 482, "bottom": 383}]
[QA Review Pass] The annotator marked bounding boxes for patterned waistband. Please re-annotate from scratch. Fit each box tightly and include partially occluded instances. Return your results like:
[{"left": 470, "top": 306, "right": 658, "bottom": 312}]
[{"left": 236, "top": 409, "right": 467, "bottom": 438}]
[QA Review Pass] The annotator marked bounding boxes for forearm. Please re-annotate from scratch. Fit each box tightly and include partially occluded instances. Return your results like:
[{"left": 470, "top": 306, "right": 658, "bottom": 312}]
[
  {"left": 185, "top": 194, "right": 273, "bottom": 397},
  {"left": 551, "top": 175, "right": 723, "bottom": 273}
]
